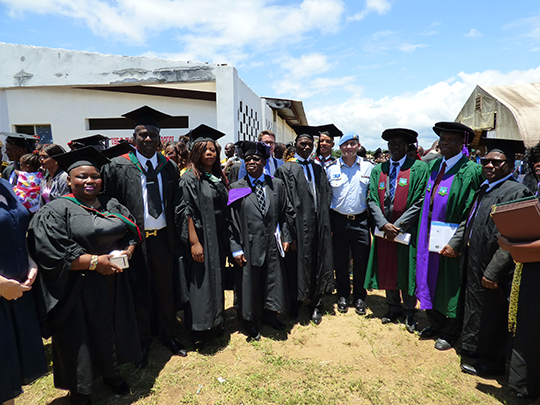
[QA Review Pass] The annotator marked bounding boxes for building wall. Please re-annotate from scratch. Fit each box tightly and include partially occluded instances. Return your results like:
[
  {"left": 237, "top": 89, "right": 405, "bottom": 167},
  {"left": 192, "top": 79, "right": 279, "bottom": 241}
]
[{"left": 4, "top": 86, "right": 217, "bottom": 148}]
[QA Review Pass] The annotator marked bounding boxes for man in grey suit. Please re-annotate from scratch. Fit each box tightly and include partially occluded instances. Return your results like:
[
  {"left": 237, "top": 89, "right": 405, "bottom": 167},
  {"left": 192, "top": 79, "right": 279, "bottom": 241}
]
[{"left": 228, "top": 141, "right": 295, "bottom": 341}]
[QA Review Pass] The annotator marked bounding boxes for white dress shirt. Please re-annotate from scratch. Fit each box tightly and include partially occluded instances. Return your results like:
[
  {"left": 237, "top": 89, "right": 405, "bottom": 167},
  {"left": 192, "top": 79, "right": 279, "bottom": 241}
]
[{"left": 136, "top": 150, "right": 166, "bottom": 230}]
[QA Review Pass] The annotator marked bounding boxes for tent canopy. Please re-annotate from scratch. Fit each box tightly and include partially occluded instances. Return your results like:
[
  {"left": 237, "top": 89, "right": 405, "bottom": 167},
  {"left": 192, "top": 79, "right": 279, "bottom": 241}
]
[{"left": 456, "top": 82, "right": 540, "bottom": 147}]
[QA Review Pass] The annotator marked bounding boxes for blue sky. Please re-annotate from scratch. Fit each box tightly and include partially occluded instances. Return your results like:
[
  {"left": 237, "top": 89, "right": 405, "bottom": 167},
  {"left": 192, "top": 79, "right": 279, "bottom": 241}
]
[{"left": 2, "top": 0, "right": 540, "bottom": 150}]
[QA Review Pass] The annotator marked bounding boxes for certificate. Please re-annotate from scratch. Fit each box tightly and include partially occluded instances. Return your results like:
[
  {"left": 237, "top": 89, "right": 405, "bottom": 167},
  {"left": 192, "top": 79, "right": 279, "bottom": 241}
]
[
  {"left": 429, "top": 221, "right": 459, "bottom": 253},
  {"left": 374, "top": 228, "right": 411, "bottom": 245}
]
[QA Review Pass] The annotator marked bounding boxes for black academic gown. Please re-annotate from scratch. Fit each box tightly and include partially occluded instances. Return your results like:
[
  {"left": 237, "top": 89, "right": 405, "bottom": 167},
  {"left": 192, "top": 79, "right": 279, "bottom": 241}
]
[
  {"left": 175, "top": 171, "right": 230, "bottom": 332},
  {"left": 509, "top": 261, "right": 540, "bottom": 397},
  {"left": 28, "top": 196, "right": 140, "bottom": 395},
  {"left": 228, "top": 175, "right": 294, "bottom": 322},
  {"left": 0, "top": 179, "right": 46, "bottom": 403},
  {"left": 460, "top": 178, "right": 532, "bottom": 363},
  {"left": 274, "top": 161, "right": 334, "bottom": 302},
  {"left": 101, "top": 154, "right": 179, "bottom": 340}
]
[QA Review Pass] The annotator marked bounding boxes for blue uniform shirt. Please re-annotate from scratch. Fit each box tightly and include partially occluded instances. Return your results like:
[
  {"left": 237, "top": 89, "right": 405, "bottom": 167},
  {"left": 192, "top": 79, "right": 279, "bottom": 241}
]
[{"left": 326, "top": 156, "right": 373, "bottom": 215}]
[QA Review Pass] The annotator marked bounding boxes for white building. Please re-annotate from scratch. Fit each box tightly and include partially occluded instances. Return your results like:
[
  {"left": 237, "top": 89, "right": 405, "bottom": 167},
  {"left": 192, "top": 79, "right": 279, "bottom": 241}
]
[{"left": 0, "top": 43, "right": 307, "bottom": 150}]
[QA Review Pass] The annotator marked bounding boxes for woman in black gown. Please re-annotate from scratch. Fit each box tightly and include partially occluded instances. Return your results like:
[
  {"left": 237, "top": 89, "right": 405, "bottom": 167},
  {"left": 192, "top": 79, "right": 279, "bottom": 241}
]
[
  {"left": 0, "top": 178, "right": 47, "bottom": 405},
  {"left": 29, "top": 147, "right": 141, "bottom": 405},
  {"left": 175, "top": 126, "right": 230, "bottom": 348}
]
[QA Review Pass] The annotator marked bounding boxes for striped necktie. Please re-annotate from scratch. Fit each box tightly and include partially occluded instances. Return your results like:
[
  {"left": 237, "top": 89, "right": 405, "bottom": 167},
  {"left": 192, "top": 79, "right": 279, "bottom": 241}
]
[{"left": 253, "top": 179, "right": 266, "bottom": 212}]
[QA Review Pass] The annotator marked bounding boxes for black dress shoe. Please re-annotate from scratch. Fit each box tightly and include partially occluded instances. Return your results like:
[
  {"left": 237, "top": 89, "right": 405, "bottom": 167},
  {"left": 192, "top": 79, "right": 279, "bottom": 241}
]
[
  {"left": 508, "top": 388, "right": 533, "bottom": 399},
  {"left": 70, "top": 392, "right": 92, "bottom": 405},
  {"left": 262, "top": 312, "right": 286, "bottom": 331},
  {"left": 136, "top": 339, "right": 153, "bottom": 369},
  {"left": 419, "top": 326, "right": 439, "bottom": 339},
  {"left": 461, "top": 362, "right": 505, "bottom": 377},
  {"left": 354, "top": 299, "right": 367, "bottom": 316},
  {"left": 162, "top": 338, "right": 188, "bottom": 357},
  {"left": 434, "top": 337, "right": 453, "bottom": 351},
  {"left": 103, "top": 376, "right": 130, "bottom": 395},
  {"left": 381, "top": 311, "right": 400, "bottom": 324},
  {"left": 246, "top": 325, "right": 261, "bottom": 341},
  {"left": 337, "top": 297, "right": 348, "bottom": 313},
  {"left": 405, "top": 314, "right": 416, "bottom": 333},
  {"left": 311, "top": 308, "right": 323, "bottom": 325}
]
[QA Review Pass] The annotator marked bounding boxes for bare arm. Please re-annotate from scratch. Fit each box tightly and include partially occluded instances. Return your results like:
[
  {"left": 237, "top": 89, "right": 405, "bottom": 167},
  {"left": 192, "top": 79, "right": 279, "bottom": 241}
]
[{"left": 188, "top": 216, "right": 204, "bottom": 263}]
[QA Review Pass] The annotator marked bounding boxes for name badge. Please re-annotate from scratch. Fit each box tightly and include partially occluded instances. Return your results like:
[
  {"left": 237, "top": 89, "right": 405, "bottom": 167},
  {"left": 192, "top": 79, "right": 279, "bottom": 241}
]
[{"left": 398, "top": 178, "right": 407, "bottom": 187}]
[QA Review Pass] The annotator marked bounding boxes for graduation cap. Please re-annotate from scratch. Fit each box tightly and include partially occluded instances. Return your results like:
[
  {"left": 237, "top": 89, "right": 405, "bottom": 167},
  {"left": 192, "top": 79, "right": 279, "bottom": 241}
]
[
  {"left": 68, "top": 134, "right": 110, "bottom": 151},
  {"left": 317, "top": 124, "right": 343, "bottom": 138},
  {"left": 3, "top": 132, "right": 39, "bottom": 153},
  {"left": 101, "top": 141, "right": 135, "bottom": 159},
  {"left": 292, "top": 125, "right": 315, "bottom": 142},
  {"left": 240, "top": 141, "right": 271, "bottom": 160},
  {"left": 481, "top": 138, "right": 525, "bottom": 162},
  {"left": 433, "top": 122, "right": 475, "bottom": 144},
  {"left": 188, "top": 124, "right": 226, "bottom": 146},
  {"left": 55, "top": 146, "right": 110, "bottom": 173},
  {"left": 122, "top": 105, "right": 172, "bottom": 129},
  {"left": 382, "top": 128, "right": 418, "bottom": 144}
]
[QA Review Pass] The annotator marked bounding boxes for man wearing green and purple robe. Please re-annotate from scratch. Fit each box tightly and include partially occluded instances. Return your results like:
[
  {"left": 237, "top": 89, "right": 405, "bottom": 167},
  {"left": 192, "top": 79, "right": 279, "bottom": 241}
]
[
  {"left": 416, "top": 122, "right": 483, "bottom": 351},
  {"left": 365, "top": 128, "right": 428, "bottom": 333}
]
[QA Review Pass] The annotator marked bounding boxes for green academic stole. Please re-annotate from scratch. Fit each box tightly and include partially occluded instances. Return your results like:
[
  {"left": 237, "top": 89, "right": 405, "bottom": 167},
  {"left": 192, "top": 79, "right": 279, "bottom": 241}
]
[
  {"left": 60, "top": 194, "right": 141, "bottom": 242},
  {"left": 375, "top": 164, "right": 411, "bottom": 289},
  {"left": 121, "top": 151, "right": 169, "bottom": 176}
]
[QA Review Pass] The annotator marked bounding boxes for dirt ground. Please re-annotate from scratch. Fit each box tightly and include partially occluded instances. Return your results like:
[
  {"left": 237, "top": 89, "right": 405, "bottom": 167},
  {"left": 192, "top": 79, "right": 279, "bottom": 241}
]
[{"left": 19, "top": 290, "right": 533, "bottom": 405}]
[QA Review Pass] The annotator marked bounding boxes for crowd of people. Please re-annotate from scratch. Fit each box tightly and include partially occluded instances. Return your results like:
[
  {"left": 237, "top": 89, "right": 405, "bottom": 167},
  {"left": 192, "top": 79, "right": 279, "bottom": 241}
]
[{"left": 1, "top": 105, "right": 540, "bottom": 405}]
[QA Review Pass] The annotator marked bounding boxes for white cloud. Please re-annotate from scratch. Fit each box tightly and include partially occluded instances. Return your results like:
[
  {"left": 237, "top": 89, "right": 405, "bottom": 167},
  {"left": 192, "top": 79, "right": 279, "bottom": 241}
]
[
  {"left": 349, "top": 0, "right": 391, "bottom": 21},
  {"left": 362, "top": 30, "right": 426, "bottom": 54},
  {"left": 307, "top": 67, "right": 540, "bottom": 150},
  {"left": 0, "top": 0, "right": 346, "bottom": 64},
  {"left": 465, "top": 28, "right": 482, "bottom": 38},
  {"left": 398, "top": 43, "right": 428, "bottom": 52},
  {"left": 279, "top": 53, "right": 333, "bottom": 80}
]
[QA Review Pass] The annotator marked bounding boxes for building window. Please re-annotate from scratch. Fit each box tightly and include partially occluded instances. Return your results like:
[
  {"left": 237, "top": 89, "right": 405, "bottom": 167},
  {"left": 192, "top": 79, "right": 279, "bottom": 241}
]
[
  {"left": 237, "top": 101, "right": 260, "bottom": 141},
  {"left": 475, "top": 95, "right": 482, "bottom": 112},
  {"left": 14, "top": 124, "right": 53, "bottom": 144}
]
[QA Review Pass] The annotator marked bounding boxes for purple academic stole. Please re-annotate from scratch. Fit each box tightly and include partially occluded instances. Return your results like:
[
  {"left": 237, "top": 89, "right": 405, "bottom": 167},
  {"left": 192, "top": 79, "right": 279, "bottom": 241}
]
[
  {"left": 416, "top": 167, "right": 455, "bottom": 309},
  {"left": 376, "top": 166, "right": 411, "bottom": 289}
]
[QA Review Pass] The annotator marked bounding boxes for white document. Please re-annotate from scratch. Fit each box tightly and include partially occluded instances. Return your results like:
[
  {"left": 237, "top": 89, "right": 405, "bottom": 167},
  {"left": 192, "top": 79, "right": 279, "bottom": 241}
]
[
  {"left": 274, "top": 224, "right": 286, "bottom": 257},
  {"left": 429, "top": 221, "right": 459, "bottom": 253},
  {"left": 374, "top": 227, "right": 411, "bottom": 245}
]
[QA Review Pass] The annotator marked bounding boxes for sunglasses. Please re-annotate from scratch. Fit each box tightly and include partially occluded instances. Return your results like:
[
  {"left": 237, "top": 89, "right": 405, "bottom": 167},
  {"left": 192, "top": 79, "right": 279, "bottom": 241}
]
[
  {"left": 480, "top": 158, "right": 507, "bottom": 168},
  {"left": 245, "top": 156, "right": 262, "bottom": 162}
]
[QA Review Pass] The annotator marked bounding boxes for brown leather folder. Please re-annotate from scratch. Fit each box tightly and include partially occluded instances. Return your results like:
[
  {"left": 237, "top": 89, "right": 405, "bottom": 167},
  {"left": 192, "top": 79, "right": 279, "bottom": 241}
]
[
  {"left": 491, "top": 196, "right": 540, "bottom": 242},
  {"left": 491, "top": 196, "right": 540, "bottom": 262}
]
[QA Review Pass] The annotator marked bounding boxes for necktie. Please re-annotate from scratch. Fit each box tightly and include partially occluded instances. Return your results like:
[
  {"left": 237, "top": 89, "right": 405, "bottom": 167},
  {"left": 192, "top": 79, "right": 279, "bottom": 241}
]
[
  {"left": 253, "top": 179, "right": 266, "bottom": 213},
  {"left": 388, "top": 162, "right": 399, "bottom": 199},
  {"left": 299, "top": 159, "right": 312, "bottom": 182},
  {"left": 430, "top": 161, "right": 447, "bottom": 207},
  {"left": 146, "top": 160, "right": 162, "bottom": 218}
]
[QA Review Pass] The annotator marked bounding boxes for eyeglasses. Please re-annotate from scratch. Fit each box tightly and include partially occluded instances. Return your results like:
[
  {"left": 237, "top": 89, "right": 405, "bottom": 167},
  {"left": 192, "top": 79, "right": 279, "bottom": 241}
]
[
  {"left": 245, "top": 156, "right": 262, "bottom": 162},
  {"left": 387, "top": 142, "right": 407, "bottom": 147},
  {"left": 480, "top": 158, "right": 507, "bottom": 168}
]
